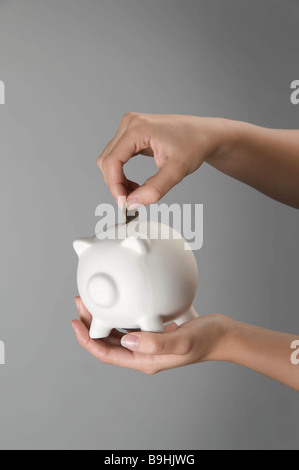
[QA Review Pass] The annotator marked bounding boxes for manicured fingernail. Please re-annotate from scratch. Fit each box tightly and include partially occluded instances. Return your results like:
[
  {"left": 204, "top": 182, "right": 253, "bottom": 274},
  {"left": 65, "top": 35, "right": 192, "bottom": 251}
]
[
  {"left": 74, "top": 298, "right": 80, "bottom": 313},
  {"left": 117, "top": 195, "right": 126, "bottom": 209},
  {"left": 127, "top": 198, "right": 142, "bottom": 210},
  {"left": 121, "top": 334, "right": 140, "bottom": 350}
]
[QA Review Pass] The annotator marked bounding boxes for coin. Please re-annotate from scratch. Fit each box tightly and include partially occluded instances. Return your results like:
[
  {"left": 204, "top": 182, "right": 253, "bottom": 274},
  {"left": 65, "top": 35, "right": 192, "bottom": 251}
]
[{"left": 123, "top": 206, "right": 139, "bottom": 224}]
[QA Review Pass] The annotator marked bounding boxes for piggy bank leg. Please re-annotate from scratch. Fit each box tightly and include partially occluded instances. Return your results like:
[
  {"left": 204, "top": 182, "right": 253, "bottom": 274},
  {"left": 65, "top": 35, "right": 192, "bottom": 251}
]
[
  {"left": 175, "top": 305, "right": 198, "bottom": 326},
  {"left": 89, "top": 318, "right": 111, "bottom": 339},
  {"left": 139, "top": 316, "right": 164, "bottom": 333}
]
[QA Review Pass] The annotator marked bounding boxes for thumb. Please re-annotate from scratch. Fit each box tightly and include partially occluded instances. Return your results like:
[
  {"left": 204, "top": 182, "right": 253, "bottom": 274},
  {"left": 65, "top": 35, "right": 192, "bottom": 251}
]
[
  {"left": 121, "top": 329, "right": 192, "bottom": 356},
  {"left": 127, "top": 165, "right": 183, "bottom": 208}
]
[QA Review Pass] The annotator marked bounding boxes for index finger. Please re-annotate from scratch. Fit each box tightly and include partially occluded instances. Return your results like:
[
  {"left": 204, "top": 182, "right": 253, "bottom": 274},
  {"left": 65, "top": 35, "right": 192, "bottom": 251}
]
[{"left": 99, "top": 130, "right": 149, "bottom": 202}]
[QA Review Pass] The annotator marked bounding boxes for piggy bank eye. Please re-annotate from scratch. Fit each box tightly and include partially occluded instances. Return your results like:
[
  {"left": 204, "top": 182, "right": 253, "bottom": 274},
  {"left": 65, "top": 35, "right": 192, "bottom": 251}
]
[{"left": 88, "top": 274, "right": 118, "bottom": 307}]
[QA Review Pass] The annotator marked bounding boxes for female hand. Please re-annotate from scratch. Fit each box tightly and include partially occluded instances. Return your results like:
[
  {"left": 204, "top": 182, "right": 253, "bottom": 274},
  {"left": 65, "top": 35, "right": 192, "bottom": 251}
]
[
  {"left": 72, "top": 297, "right": 299, "bottom": 390},
  {"left": 98, "top": 113, "right": 299, "bottom": 209},
  {"left": 97, "top": 113, "right": 226, "bottom": 208},
  {"left": 72, "top": 297, "right": 233, "bottom": 374}
]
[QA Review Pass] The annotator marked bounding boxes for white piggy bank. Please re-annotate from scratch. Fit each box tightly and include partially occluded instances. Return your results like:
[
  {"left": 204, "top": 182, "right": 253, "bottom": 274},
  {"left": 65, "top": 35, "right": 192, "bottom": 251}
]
[{"left": 74, "top": 220, "right": 198, "bottom": 339}]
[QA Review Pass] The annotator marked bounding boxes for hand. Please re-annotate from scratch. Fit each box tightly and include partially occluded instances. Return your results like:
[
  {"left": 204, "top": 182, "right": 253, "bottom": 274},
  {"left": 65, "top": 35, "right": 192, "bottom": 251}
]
[
  {"left": 72, "top": 297, "right": 233, "bottom": 374},
  {"left": 97, "top": 113, "right": 226, "bottom": 207}
]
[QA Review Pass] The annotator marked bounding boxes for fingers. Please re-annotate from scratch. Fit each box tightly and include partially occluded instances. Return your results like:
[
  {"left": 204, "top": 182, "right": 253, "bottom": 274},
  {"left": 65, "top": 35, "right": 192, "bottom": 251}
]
[
  {"left": 97, "top": 113, "right": 134, "bottom": 165},
  {"left": 72, "top": 319, "right": 190, "bottom": 374},
  {"left": 127, "top": 165, "right": 183, "bottom": 207},
  {"left": 126, "top": 179, "right": 140, "bottom": 194},
  {"left": 74, "top": 297, "right": 91, "bottom": 329},
  {"left": 72, "top": 320, "right": 131, "bottom": 365},
  {"left": 120, "top": 327, "right": 193, "bottom": 356},
  {"left": 74, "top": 297, "right": 193, "bottom": 356},
  {"left": 99, "top": 130, "right": 148, "bottom": 201},
  {"left": 74, "top": 297, "right": 124, "bottom": 342},
  {"left": 98, "top": 112, "right": 181, "bottom": 205},
  {"left": 72, "top": 320, "right": 160, "bottom": 372},
  {"left": 72, "top": 314, "right": 196, "bottom": 374}
]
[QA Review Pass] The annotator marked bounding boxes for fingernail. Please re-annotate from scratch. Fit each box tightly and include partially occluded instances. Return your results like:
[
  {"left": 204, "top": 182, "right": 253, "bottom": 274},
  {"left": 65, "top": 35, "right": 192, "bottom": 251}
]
[
  {"left": 121, "top": 334, "right": 140, "bottom": 350},
  {"left": 117, "top": 195, "right": 126, "bottom": 209},
  {"left": 127, "top": 197, "right": 142, "bottom": 210},
  {"left": 74, "top": 298, "right": 80, "bottom": 314}
]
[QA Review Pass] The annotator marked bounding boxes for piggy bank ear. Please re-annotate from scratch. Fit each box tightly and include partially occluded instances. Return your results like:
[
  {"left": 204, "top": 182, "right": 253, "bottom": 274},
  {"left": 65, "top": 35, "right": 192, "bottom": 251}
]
[
  {"left": 122, "top": 236, "right": 151, "bottom": 255},
  {"left": 73, "top": 237, "right": 93, "bottom": 257}
]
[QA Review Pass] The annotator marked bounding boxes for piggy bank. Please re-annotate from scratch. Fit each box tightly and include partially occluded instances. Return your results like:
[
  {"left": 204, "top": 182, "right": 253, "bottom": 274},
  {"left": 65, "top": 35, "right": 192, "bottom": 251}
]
[{"left": 74, "top": 220, "right": 198, "bottom": 338}]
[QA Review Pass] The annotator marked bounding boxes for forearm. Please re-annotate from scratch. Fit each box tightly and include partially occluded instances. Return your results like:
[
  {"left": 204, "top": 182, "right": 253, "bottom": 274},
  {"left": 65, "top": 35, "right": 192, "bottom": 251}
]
[
  {"left": 214, "top": 320, "right": 299, "bottom": 391},
  {"left": 206, "top": 119, "right": 299, "bottom": 209}
]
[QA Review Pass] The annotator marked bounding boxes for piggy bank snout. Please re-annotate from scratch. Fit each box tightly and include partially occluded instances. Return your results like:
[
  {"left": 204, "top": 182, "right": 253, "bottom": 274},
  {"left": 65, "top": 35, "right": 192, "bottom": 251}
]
[{"left": 87, "top": 274, "right": 118, "bottom": 308}]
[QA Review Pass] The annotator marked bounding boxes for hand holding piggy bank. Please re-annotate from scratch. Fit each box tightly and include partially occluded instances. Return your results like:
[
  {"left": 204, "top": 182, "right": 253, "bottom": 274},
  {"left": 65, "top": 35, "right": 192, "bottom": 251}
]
[{"left": 74, "top": 220, "right": 198, "bottom": 339}]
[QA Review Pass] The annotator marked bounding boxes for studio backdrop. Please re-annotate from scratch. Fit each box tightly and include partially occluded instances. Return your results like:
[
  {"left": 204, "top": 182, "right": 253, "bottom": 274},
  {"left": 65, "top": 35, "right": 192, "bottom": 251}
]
[{"left": 0, "top": 0, "right": 298, "bottom": 450}]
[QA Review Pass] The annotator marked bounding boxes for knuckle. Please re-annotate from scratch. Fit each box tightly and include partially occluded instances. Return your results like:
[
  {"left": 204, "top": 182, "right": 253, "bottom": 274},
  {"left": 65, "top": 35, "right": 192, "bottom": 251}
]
[
  {"left": 130, "top": 114, "right": 150, "bottom": 129},
  {"left": 148, "top": 338, "right": 162, "bottom": 355},
  {"left": 101, "top": 156, "right": 108, "bottom": 173},
  {"left": 143, "top": 366, "right": 159, "bottom": 375},
  {"left": 97, "top": 156, "right": 103, "bottom": 170},
  {"left": 122, "top": 113, "right": 152, "bottom": 132},
  {"left": 122, "top": 112, "right": 137, "bottom": 124}
]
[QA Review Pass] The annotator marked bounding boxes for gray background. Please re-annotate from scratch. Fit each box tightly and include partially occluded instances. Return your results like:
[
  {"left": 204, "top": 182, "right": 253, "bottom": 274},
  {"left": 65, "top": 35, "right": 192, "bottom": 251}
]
[{"left": 0, "top": 0, "right": 298, "bottom": 450}]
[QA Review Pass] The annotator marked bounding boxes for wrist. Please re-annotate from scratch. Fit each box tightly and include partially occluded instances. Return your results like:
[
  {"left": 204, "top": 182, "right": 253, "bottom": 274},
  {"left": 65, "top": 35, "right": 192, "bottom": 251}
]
[
  {"left": 203, "top": 314, "right": 236, "bottom": 362},
  {"left": 205, "top": 118, "right": 253, "bottom": 168}
]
